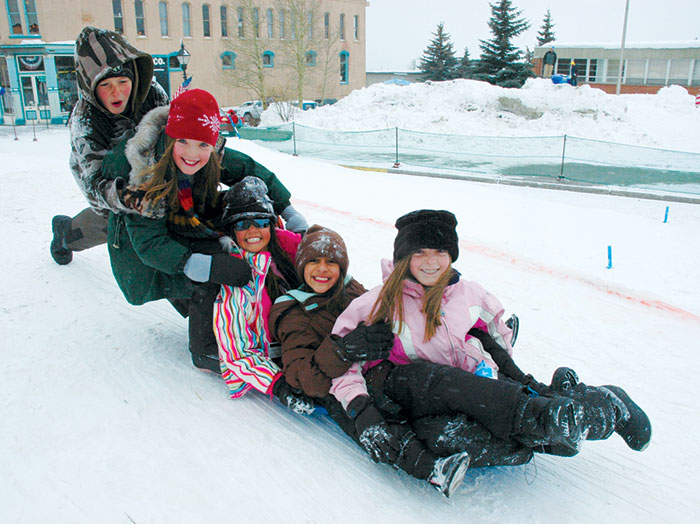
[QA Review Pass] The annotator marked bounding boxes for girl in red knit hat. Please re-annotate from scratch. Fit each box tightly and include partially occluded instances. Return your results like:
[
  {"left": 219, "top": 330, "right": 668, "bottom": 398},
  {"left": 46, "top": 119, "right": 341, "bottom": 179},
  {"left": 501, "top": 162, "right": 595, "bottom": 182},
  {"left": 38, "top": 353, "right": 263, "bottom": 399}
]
[{"left": 100, "top": 88, "right": 307, "bottom": 373}]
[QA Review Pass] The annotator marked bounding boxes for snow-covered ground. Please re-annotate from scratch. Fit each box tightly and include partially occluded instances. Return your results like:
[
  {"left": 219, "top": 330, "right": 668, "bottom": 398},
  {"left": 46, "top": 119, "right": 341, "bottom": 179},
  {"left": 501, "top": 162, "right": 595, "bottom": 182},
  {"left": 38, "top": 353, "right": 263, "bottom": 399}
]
[{"left": 2, "top": 82, "right": 700, "bottom": 522}]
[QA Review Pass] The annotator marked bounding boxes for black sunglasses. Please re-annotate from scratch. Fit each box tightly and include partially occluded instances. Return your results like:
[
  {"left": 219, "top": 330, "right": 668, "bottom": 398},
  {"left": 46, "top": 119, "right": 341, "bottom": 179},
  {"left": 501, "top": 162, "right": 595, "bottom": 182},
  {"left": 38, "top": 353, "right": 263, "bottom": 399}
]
[{"left": 232, "top": 218, "right": 271, "bottom": 231}]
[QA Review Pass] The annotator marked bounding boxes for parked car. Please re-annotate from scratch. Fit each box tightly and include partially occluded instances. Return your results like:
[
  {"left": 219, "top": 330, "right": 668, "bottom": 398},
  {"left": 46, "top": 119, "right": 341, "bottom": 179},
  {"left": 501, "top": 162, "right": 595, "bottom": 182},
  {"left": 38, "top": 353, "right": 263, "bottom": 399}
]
[{"left": 231, "top": 100, "right": 263, "bottom": 125}]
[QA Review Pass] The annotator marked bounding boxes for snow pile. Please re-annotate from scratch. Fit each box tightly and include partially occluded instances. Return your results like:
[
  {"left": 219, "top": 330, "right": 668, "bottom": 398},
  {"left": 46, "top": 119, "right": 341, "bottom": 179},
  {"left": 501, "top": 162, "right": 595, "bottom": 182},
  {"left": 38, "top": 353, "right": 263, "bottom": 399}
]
[{"left": 261, "top": 78, "right": 700, "bottom": 153}]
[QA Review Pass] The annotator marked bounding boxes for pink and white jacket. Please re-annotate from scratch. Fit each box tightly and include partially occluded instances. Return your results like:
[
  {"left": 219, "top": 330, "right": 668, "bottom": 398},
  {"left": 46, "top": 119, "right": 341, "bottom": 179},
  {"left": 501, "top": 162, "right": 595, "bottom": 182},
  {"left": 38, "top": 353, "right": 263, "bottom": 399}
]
[
  {"left": 329, "top": 259, "right": 514, "bottom": 409},
  {"left": 213, "top": 229, "right": 301, "bottom": 398}
]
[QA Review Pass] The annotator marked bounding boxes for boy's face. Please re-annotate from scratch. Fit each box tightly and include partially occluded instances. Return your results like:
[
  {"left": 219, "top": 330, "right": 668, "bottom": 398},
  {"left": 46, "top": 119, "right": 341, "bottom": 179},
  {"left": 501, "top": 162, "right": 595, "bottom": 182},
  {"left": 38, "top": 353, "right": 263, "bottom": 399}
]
[{"left": 95, "top": 76, "right": 132, "bottom": 114}]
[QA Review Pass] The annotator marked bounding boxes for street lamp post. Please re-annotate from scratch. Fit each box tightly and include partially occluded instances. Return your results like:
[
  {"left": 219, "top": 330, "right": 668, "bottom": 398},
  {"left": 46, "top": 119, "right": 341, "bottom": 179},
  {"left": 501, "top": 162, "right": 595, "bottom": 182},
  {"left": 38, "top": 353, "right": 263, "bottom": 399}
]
[{"left": 176, "top": 41, "right": 190, "bottom": 83}]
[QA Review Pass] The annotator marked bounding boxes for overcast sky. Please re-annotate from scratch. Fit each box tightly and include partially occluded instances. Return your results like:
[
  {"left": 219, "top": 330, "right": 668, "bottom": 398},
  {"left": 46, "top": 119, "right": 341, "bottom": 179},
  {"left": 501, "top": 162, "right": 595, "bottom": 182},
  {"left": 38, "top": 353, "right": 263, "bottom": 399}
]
[{"left": 365, "top": 0, "right": 700, "bottom": 70}]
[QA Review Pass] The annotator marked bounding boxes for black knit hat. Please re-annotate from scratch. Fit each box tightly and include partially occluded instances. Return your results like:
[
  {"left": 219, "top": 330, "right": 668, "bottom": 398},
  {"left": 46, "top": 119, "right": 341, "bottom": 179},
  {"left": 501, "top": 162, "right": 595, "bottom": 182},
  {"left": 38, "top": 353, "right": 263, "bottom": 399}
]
[
  {"left": 295, "top": 225, "right": 349, "bottom": 281},
  {"left": 222, "top": 176, "right": 275, "bottom": 229},
  {"left": 393, "top": 209, "right": 459, "bottom": 262},
  {"left": 100, "top": 60, "right": 135, "bottom": 82}
]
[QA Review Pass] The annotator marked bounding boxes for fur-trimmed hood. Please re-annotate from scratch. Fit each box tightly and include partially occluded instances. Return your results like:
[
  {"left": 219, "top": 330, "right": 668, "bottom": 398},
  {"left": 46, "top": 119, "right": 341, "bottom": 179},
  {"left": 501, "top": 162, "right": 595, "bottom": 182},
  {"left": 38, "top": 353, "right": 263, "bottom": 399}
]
[{"left": 124, "top": 105, "right": 169, "bottom": 187}]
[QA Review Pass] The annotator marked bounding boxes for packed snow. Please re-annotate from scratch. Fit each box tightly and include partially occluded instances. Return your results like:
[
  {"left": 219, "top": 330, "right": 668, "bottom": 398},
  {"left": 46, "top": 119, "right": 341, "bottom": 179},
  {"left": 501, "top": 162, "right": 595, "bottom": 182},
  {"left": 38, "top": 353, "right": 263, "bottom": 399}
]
[
  {"left": 2, "top": 80, "right": 700, "bottom": 523},
  {"left": 262, "top": 78, "right": 700, "bottom": 155}
]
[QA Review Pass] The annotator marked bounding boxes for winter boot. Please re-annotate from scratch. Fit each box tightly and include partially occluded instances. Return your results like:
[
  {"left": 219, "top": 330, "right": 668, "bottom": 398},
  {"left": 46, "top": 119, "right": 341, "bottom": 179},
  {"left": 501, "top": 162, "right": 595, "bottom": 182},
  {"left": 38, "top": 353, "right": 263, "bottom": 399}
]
[
  {"left": 189, "top": 283, "right": 222, "bottom": 374},
  {"left": 50, "top": 215, "right": 73, "bottom": 265},
  {"left": 191, "top": 354, "right": 221, "bottom": 373},
  {"left": 428, "top": 451, "right": 471, "bottom": 498},
  {"left": 550, "top": 366, "right": 579, "bottom": 395},
  {"left": 513, "top": 395, "right": 584, "bottom": 450},
  {"left": 601, "top": 385, "right": 652, "bottom": 451}
]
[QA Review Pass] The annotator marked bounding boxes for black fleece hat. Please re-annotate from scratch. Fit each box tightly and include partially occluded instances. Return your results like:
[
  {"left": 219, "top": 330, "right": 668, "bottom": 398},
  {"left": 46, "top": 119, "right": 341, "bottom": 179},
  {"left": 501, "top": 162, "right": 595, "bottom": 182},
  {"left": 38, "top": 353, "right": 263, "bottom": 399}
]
[
  {"left": 393, "top": 209, "right": 459, "bottom": 262},
  {"left": 222, "top": 176, "right": 276, "bottom": 228},
  {"left": 100, "top": 60, "right": 135, "bottom": 82}
]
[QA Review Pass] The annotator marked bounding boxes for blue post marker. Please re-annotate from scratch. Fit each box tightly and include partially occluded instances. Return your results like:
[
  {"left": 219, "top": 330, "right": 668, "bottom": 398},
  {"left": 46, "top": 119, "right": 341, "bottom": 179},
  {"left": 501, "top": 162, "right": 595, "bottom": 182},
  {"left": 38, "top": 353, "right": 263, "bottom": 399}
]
[
  {"left": 663, "top": 206, "right": 669, "bottom": 223},
  {"left": 607, "top": 245, "right": 613, "bottom": 269}
]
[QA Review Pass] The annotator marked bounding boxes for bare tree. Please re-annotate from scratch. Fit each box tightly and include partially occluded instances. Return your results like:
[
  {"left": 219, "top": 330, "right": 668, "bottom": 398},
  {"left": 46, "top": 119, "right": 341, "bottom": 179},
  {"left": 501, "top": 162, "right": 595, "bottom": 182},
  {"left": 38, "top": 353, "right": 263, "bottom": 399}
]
[{"left": 221, "top": 0, "right": 270, "bottom": 109}]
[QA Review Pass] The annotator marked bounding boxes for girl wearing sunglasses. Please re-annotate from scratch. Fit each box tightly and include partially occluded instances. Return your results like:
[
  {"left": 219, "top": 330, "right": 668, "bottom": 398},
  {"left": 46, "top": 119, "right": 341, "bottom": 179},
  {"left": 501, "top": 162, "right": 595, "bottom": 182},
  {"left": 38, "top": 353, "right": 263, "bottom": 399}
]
[{"left": 212, "top": 177, "right": 314, "bottom": 413}]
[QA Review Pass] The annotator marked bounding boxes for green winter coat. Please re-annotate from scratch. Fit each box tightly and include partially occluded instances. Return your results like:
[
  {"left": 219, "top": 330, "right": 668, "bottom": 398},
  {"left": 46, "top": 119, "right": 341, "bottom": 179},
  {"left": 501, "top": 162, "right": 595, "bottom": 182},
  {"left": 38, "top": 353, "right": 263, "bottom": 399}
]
[{"left": 102, "top": 105, "right": 292, "bottom": 306}]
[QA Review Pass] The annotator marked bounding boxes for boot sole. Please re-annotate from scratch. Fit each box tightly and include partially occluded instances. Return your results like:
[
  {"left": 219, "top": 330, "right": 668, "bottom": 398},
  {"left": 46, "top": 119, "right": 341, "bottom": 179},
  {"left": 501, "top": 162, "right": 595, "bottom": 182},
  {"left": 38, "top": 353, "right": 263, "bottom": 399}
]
[
  {"left": 50, "top": 215, "right": 73, "bottom": 265},
  {"left": 602, "top": 385, "right": 652, "bottom": 451}
]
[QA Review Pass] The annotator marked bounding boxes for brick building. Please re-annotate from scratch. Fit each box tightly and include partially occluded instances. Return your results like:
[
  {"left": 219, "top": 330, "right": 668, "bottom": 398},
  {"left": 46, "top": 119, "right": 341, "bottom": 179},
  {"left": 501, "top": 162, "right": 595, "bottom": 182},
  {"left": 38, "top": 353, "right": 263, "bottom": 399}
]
[{"left": 0, "top": 0, "right": 367, "bottom": 125}]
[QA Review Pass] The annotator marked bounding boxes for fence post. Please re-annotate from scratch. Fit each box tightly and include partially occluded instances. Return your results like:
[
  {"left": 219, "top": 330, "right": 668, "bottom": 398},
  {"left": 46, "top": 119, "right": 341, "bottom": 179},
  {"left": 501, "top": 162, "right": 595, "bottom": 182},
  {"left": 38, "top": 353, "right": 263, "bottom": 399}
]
[
  {"left": 292, "top": 121, "right": 298, "bottom": 157},
  {"left": 558, "top": 134, "right": 567, "bottom": 180},
  {"left": 393, "top": 127, "right": 400, "bottom": 168}
]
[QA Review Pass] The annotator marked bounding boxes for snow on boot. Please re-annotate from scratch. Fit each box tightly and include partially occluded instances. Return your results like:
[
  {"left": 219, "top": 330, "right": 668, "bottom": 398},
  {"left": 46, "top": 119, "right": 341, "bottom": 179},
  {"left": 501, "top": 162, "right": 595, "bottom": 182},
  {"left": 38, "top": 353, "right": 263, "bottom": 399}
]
[
  {"left": 568, "top": 384, "right": 618, "bottom": 441},
  {"left": 601, "top": 385, "right": 652, "bottom": 451},
  {"left": 514, "top": 395, "right": 584, "bottom": 450},
  {"left": 428, "top": 451, "right": 471, "bottom": 498},
  {"left": 50, "top": 215, "right": 73, "bottom": 265},
  {"left": 550, "top": 366, "right": 579, "bottom": 395}
]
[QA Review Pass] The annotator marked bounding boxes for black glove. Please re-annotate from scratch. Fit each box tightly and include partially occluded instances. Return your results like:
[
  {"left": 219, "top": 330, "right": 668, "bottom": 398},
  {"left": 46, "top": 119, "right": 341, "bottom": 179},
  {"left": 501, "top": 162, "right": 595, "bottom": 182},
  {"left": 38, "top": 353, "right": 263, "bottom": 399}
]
[
  {"left": 332, "top": 321, "right": 394, "bottom": 362},
  {"left": 272, "top": 376, "right": 315, "bottom": 415},
  {"left": 347, "top": 395, "right": 401, "bottom": 463},
  {"left": 209, "top": 253, "right": 252, "bottom": 287},
  {"left": 121, "top": 187, "right": 147, "bottom": 210}
]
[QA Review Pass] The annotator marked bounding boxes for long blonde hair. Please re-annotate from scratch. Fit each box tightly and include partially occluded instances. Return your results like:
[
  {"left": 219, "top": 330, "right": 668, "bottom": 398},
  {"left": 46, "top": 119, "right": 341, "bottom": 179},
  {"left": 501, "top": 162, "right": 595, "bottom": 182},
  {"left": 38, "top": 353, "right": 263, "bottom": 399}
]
[
  {"left": 368, "top": 255, "right": 453, "bottom": 341},
  {"left": 138, "top": 136, "right": 221, "bottom": 212}
]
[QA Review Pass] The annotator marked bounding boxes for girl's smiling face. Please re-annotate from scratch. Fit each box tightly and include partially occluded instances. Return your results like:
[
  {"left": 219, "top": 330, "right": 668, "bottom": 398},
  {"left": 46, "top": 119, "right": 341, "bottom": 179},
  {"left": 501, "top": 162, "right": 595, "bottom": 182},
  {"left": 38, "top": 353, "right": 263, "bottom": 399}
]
[
  {"left": 409, "top": 248, "right": 451, "bottom": 286},
  {"left": 233, "top": 221, "right": 271, "bottom": 253},
  {"left": 303, "top": 257, "right": 341, "bottom": 294},
  {"left": 172, "top": 138, "right": 214, "bottom": 176}
]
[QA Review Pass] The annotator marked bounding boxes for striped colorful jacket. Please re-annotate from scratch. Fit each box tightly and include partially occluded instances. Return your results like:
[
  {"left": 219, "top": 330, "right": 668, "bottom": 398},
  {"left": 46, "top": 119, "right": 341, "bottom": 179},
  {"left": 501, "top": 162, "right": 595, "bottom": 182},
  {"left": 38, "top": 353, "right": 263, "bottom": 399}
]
[{"left": 213, "top": 230, "right": 301, "bottom": 398}]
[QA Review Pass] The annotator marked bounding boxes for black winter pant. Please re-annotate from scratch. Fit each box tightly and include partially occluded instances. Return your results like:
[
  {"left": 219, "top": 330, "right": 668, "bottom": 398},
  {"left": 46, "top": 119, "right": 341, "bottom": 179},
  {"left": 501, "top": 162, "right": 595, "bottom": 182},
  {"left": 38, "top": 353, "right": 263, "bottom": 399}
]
[
  {"left": 382, "top": 361, "right": 526, "bottom": 441},
  {"left": 187, "top": 283, "right": 220, "bottom": 358}
]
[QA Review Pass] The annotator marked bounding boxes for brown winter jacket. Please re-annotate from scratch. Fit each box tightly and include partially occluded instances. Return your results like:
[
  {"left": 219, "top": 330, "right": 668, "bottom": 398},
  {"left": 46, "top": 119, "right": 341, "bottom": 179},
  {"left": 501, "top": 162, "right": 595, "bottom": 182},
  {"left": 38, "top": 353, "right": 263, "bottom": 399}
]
[{"left": 269, "top": 277, "right": 367, "bottom": 398}]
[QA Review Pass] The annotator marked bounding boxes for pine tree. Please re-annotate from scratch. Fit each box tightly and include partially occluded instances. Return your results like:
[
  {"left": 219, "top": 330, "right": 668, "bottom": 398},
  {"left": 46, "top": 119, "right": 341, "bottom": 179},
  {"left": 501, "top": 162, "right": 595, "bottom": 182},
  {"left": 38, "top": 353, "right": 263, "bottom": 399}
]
[
  {"left": 476, "top": 0, "right": 534, "bottom": 88},
  {"left": 456, "top": 47, "right": 475, "bottom": 79},
  {"left": 536, "top": 9, "right": 556, "bottom": 46},
  {"left": 419, "top": 23, "right": 458, "bottom": 81}
]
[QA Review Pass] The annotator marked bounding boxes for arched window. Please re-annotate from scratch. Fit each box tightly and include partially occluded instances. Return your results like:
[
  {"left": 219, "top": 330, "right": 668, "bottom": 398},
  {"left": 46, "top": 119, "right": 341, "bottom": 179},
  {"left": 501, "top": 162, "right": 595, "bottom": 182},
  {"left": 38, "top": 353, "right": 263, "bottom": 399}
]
[
  {"left": 221, "top": 51, "right": 236, "bottom": 70},
  {"left": 158, "top": 2, "right": 169, "bottom": 37},
  {"left": 262, "top": 50, "right": 275, "bottom": 68},
  {"left": 305, "top": 50, "right": 317, "bottom": 67},
  {"left": 182, "top": 3, "right": 191, "bottom": 37},
  {"left": 202, "top": 4, "right": 211, "bottom": 37},
  {"left": 339, "top": 51, "right": 349, "bottom": 84}
]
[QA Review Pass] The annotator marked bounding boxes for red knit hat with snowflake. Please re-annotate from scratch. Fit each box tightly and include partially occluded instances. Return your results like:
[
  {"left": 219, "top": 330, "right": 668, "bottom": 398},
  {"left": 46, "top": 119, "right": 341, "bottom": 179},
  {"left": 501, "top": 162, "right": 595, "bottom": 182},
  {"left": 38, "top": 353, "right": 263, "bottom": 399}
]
[{"left": 165, "top": 88, "right": 220, "bottom": 147}]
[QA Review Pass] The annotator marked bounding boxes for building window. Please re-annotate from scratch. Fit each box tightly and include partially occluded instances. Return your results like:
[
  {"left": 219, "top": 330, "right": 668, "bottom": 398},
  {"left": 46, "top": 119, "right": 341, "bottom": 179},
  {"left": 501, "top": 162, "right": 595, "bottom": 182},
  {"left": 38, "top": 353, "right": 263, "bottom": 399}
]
[
  {"left": 266, "top": 8, "right": 274, "bottom": 38},
  {"left": 279, "top": 9, "right": 285, "bottom": 39},
  {"left": 202, "top": 4, "right": 211, "bottom": 37},
  {"left": 692, "top": 61, "right": 700, "bottom": 86},
  {"left": 646, "top": 59, "right": 667, "bottom": 86},
  {"left": 112, "top": 0, "right": 124, "bottom": 34},
  {"left": 55, "top": 55, "right": 78, "bottom": 113},
  {"left": 1, "top": 57, "right": 14, "bottom": 114},
  {"left": 323, "top": 12, "right": 329, "bottom": 39},
  {"left": 305, "top": 50, "right": 316, "bottom": 67},
  {"left": 220, "top": 5, "right": 228, "bottom": 37},
  {"left": 134, "top": 0, "right": 146, "bottom": 36},
  {"left": 237, "top": 7, "right": 244, "bottom": 38},
  {"left": 307, "top": 12, "right": 313, "bottom": 40},
  {"left": 339, "top": 51, "right": 348, "bottom": 83},
  {"left": 262, "top": 50, "right": 275, "bottom": 67},
  {"left": 221, "top": 51, "right": 236, "bottom": 70},
  {"left": 353, "top": 15, "right": 359, "bottom": 40},
  {"left": 159, "top": 2, "right": 169, "bottom": 37},
  {"left": 339, "top": 13, "right": 345, "bottom": 41},
  {"left": 7, "top": 0, "right": 40, "bottom": 35},
  {"left": 625, "top": 59, "right": 645, "bottom": 85},
  {"left": 252, "top": 8, "right": 260, "bottom": 38},
  {"left": 182, "top": 3, "right": 191, "bottom": 37},
  {"left": 669, "top": 59, "right": 692, "bottom": 86}
]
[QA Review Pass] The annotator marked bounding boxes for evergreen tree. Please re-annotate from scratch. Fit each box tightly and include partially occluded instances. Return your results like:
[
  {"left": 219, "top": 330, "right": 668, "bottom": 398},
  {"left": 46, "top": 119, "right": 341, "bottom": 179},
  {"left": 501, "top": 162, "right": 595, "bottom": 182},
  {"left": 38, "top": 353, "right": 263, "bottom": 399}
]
[
  {"left": 476, "top": 0, "right": 534, "bottom": 88},
  {"left": 456, "top": 47, "right": 475, "bottom": 79},
  {"left": 537, "top": 9, "right": 556, "bottom": 46},
  {"left": 419, "top": 23, "right": 458, "bottom": 81}
]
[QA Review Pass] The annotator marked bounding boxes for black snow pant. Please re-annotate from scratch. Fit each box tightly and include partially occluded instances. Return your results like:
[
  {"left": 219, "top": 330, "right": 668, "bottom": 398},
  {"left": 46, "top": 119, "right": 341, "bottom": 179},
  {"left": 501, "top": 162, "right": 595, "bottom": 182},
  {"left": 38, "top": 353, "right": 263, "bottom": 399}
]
[
  {"left": 382, "top": 361, "right": 527, "bottom": 442},
  {"left": 66, "top": 207, "right": 108, "bottom": 251},
  {"left": 187, "top": 282, "right": 220, "bottom": 359}
]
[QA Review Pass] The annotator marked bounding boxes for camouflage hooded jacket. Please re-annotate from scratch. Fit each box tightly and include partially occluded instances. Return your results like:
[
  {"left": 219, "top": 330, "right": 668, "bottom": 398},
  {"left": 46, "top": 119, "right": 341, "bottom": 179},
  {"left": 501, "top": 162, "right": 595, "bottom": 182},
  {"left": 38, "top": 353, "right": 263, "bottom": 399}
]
[{"left": 68, "top": 26, "right": 169, "bottom": 215}]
